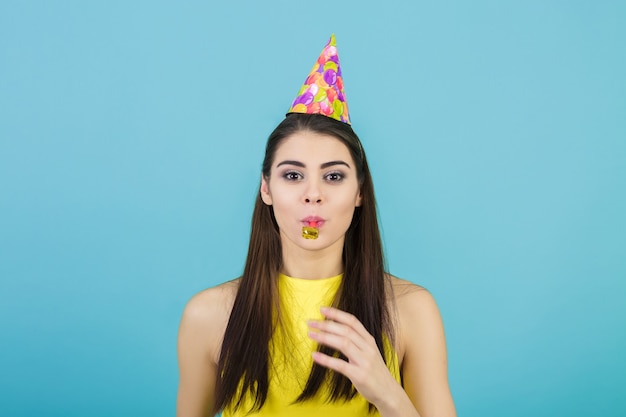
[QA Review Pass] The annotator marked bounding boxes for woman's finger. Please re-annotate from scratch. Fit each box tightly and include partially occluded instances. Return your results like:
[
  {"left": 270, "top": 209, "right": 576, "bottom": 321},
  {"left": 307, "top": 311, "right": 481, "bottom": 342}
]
[
  {"left": 311, "top": 351, "right": 356, "bottom": 379},
  {"left": 308, "top": 329, "right": 362, "bottom": 360},
  {"left": 320, "top": 306, "right": 375, "bottom": 342},
  {"left": 307, "top": 319, "right": 370, "bottom": 351}
]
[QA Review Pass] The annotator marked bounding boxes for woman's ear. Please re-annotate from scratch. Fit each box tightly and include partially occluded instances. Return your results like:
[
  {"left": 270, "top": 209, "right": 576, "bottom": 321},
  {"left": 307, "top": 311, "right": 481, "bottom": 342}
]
[
  {"left": 355, "top": 189, "right": 362, "bottom": 207},
  {"left": 260, "top": 175, "right": 272, "bottom": 205}
]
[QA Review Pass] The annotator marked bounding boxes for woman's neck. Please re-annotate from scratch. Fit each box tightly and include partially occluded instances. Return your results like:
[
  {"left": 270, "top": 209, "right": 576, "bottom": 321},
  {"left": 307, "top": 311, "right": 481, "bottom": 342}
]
[{"left": 279, "top": 235, "right": 344, "bottom": 280}]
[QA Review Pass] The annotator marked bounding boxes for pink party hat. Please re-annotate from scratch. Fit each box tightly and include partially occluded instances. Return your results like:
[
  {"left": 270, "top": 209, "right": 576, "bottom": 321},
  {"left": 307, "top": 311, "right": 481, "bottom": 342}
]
[{"left": 287, "top": 34, "right": 351, "bottom": 124}]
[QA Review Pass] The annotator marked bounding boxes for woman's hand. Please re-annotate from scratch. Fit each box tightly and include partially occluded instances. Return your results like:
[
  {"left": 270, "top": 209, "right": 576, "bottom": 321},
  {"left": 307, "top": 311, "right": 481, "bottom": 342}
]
[{"left": 307, "top": 306, "right": 405, "bottom": 411}]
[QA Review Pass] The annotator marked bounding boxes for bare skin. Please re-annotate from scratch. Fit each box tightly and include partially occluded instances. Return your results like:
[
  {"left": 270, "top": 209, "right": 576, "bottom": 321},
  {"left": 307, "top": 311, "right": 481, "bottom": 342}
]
[
  {"left": 177, "top": 131, "right": 456, "bottom": 416},
  {"left": 177, "top": 277, "right": 456, "bottom": 417}
]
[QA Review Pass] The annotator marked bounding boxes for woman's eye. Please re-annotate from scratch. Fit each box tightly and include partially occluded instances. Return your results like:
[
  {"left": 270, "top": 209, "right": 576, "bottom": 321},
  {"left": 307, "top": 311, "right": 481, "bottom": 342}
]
[
  {"left": 325, "top": 172, "right": 344, "bottom": 182},
  {"left": 284, "top": 171, "right": 303, "bottom": 181}
]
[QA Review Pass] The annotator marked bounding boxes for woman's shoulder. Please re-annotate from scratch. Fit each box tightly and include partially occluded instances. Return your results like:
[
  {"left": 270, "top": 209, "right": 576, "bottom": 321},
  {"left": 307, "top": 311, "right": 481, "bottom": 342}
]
[
  {"left": 179, "top": 278, "right": 240, "bottom": 363},
  {"left": 387, "top": 274, "right": 432, "bottom": 303},
  {"left": 386, "top": 274, "right": 440, "bottom": 320},
  {"left": 386, "top": 275, "right": 443, "bottom": 358},
  {"left": 184, "top": 278, "right": 240, "bottom": 316},
  {"left": 182, "top": 278, "right": 240, "bottom": 328}
]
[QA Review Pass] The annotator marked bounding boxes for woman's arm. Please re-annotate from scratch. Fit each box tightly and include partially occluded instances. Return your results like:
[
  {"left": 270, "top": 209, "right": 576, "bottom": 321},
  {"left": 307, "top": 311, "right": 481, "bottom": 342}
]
[
  {"left": 399, "top": 287, "right": 456, "bottom": 417},
  {"left": 307, "top": 282, "right": 456, "bottom": 417},
  {"left": 308, "top": 306, "right": 422, "bottom": 417},
  {"left": 177, "top": 285, "right": 235, "bottom": 417}
]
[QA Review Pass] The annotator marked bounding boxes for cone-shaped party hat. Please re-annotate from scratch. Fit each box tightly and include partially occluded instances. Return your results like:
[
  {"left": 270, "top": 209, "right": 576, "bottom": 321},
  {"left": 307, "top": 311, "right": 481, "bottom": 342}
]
[{"left": 287, "top": 34, "right": 351, "bottom": 124}]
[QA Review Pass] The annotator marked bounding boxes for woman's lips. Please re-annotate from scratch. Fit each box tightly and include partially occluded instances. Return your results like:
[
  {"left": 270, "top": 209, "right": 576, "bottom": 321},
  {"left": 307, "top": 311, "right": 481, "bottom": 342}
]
[{"left": 302, "top": 216, "right": 324, "bottom": 228}]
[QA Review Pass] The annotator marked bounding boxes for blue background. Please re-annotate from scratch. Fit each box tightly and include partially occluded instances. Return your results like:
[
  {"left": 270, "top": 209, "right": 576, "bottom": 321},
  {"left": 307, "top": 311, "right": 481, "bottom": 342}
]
[{"left": 1, "top": 1, "right": 625, "bottom": 416}]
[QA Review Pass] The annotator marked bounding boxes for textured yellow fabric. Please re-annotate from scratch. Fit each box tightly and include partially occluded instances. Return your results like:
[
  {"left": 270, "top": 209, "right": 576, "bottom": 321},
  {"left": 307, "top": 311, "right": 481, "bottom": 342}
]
[{"left": 222, "top": 273, "right": 401, "bottom": 417}]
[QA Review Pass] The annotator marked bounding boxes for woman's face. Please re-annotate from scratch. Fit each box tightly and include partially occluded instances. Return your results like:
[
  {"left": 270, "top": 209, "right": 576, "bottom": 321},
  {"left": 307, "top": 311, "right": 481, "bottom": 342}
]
[{"left": 260, "top": 130, "right": 362, "bottom": 252}]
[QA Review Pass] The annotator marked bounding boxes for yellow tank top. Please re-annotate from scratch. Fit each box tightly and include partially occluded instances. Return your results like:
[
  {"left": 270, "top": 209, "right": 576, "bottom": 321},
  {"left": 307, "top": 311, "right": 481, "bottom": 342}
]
[{"left": 222, "top": 273, "right": 401, "bottom": 417}]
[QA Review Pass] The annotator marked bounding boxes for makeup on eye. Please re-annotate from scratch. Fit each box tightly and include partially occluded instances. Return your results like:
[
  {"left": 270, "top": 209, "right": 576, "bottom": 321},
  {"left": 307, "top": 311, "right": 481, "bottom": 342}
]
[
  {"left": 323, "top": 171, "right": 344, "bottom": 182},
  {"left": 282, "top": 170, "right": 304, "bottom": 181},
  {"left": 276, "top": 160, "right": 350, "bottom": 182},
  {"left": 279, "top": 169, "right": 346, "bottom": 182}
]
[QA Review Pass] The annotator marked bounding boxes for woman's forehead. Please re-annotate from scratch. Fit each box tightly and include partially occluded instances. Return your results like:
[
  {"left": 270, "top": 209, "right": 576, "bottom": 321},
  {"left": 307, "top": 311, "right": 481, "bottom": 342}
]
[{"left": 274, "top": 131, "right": 352, "bottom": 164}]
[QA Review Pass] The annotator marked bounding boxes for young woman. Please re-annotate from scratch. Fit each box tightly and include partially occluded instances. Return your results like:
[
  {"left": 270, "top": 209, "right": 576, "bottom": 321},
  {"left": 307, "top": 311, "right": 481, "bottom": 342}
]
[{"left": 177, "top": 37, "right": 456, "bottom": 417}]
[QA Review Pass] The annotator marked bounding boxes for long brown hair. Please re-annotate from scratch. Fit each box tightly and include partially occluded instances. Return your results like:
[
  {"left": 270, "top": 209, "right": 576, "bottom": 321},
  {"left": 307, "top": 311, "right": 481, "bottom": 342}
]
[{"left": 215, "top": 113, "right": 391, "bottom": 414}]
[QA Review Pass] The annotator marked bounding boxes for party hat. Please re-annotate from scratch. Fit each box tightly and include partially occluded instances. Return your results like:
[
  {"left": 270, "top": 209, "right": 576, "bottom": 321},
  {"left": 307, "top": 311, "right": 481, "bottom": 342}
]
[{"left": 287, "top": 34, "right": 351, "bottom": 124}]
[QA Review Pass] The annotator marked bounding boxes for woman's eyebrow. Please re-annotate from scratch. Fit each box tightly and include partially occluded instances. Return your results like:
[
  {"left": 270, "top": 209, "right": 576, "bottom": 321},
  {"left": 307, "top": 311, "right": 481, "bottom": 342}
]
[
  {"left": 276, "top": 160, "right": 305, "bottom": 168},
  {"left": 276, "top": 160, "right": 351, "bottom": 169},
  {"left": 320, "top": 160, "right": 350, "bottom": 169}
]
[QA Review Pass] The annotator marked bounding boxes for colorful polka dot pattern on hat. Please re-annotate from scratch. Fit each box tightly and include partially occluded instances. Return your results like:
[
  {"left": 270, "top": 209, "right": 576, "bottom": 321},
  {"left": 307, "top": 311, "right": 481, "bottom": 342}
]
[{"left": 287, "top": 34, "right": 351, "bottom": 125}]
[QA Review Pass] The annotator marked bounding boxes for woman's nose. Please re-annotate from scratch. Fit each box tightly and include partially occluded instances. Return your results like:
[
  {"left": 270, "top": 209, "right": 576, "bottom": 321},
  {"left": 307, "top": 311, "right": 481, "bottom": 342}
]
[
  {"left": 303, "top": 180, "right": 323, "bottom": 204},
  {"left": 304, "top": 195, "right": 322, "bottom": 203}
]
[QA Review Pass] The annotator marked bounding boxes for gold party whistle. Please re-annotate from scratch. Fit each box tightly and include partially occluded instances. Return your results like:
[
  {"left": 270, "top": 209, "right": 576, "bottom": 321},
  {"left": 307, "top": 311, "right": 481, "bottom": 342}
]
[{"left": 302, "top": 226, "right": 319, "bottom": 239}]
